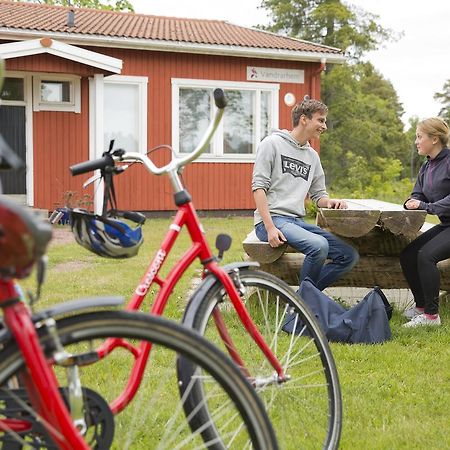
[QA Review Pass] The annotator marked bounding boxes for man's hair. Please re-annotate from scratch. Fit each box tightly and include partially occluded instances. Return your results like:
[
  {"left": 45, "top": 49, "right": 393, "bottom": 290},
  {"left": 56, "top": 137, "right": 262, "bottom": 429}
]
[{"left": 291, "top": 98, "right": 328, "bottom": 127}]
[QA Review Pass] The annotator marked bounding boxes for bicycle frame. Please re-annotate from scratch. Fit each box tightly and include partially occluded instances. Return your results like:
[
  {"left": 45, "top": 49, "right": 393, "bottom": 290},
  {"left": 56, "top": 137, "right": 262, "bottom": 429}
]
[
  {"left": 98, "top": 196, "right": 286, "bottom": 414},
  {"left": 0, "top": 279, "right": 88, "bottom": 450}
]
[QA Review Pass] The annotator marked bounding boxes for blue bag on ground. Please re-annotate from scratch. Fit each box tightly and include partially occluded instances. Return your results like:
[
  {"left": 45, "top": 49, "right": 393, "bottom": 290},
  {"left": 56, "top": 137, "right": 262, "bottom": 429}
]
[{"left": 283, "top": 279, "right": 392, "bottom": 344}]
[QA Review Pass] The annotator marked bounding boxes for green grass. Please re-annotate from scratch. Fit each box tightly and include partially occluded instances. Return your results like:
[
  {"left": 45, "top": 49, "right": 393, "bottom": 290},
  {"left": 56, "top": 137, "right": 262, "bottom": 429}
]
[{"left": 21, "top": 216, "right": 450, "bottom": 449}]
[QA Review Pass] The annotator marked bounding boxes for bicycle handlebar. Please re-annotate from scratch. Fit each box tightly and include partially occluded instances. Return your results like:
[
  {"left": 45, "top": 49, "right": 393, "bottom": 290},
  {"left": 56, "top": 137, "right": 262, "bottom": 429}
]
[
  {"left": 70, "top": 88, "right": 227, "bottom": 178},
  {"left": 70, "top": 154, "right": 114, "bottom": 176}
]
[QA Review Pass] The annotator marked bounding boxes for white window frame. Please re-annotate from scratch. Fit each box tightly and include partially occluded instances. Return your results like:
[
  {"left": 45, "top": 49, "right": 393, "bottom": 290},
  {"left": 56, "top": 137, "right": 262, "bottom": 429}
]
[
  {"left": 1, "top": 71, "right": 34, "bottom": 206},
  {"left": 33, "top": 74, "right": 81, "bottom": 113},
  {"left": 172, "top": 78, "right": 279, "bottom": 163}
]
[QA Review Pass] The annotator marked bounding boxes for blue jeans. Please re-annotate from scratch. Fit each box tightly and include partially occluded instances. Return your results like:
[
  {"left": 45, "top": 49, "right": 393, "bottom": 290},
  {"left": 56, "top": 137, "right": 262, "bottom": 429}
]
[{"left": 255, "top": 215, "right": 359, "bottom": 290}]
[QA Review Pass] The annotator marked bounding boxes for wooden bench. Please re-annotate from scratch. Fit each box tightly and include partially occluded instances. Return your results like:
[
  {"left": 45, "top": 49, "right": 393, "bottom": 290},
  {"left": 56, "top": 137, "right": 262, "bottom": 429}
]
[{"left": 243, "top": 199, "right": 450, "bottom": 290}]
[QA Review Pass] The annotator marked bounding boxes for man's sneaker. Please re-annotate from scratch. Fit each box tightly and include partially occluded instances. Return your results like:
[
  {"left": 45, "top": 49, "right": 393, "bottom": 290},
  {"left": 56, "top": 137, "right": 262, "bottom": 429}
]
[
  {"left": 403, "top": 314, "right": 441, "bottom": 328},
  {"left": 403, "top": 307, "right": 424, "bottom": 319}
]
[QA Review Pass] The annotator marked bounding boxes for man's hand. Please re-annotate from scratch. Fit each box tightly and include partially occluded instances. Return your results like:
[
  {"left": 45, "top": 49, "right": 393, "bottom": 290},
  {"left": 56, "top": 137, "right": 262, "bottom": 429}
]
[
  {"left": 319, "top": 198, "right": 348, "bottom": 209},
  {"left": 404, "top": 199, "right": 420, "bottom": 210},
  {"left": 267, "top": 226, "right": 287, "bottom": 248}
]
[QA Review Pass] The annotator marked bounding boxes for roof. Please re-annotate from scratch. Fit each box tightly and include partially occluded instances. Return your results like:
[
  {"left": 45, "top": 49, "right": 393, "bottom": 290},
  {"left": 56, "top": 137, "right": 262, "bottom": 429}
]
[
  {"left": 0, "top": 1, "right": 345, "bottom": 63},
  {"left": 0, "top": 37, "right": 122, "bottom": 73}
]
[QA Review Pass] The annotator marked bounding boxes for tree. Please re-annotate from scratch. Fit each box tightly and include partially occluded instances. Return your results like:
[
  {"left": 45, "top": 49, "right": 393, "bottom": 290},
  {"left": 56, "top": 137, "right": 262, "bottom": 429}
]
[
  {"left": 14, "top": 0, "right": 134, "bottom": 12},
  {"left": 404, "top": 116, "right": 422, "bottom": 181},
  {"left": 320, "top": 62, "right": 410, "bottom": 191},
  {"left": 259, "top": 0, "right": 397, "bottom": 60},
  {"left": 434, "top": 80, "right": 450, "bottom": 124}
]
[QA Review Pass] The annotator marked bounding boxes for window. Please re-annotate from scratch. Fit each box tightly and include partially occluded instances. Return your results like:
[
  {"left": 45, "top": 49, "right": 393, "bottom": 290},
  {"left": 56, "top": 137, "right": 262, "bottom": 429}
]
[
  {"left": 33, "top": 75, "right": 80, "bottom": 112},
  {"left": 1, "top": 77, "right": 24, "bottom": 102},
  {"left": 103, "top": 75, "right": 147, "bottom": 154},
  {"left": 179, "top": 88, "right": 211, "bottom": 154},
  {"left": 40, "top": 80, "right": 70, "bottom": 103},
  {"left": 172, "top": 79, "right": 279, "bottom": 161}
]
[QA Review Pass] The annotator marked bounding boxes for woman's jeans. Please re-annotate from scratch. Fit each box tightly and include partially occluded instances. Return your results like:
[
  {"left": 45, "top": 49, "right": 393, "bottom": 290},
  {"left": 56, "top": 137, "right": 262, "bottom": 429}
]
[{"left": 255, "top": 215, "right": 359, "bottom": 291}]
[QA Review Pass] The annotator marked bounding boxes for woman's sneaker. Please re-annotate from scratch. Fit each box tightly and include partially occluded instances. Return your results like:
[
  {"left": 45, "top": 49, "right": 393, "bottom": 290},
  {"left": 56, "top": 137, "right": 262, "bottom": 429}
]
[
  {"left": 403, "top": 307, "right": 424, "bottom": 319},
  {"left": 403, "top": 314, "right": 441, "bottom": 328}
]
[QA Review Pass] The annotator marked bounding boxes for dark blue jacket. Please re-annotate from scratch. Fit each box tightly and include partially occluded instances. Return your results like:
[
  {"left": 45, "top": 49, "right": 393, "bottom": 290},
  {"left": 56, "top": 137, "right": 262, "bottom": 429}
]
[{"left": 409, "top": 147, "right": 450, "bottom": 225}]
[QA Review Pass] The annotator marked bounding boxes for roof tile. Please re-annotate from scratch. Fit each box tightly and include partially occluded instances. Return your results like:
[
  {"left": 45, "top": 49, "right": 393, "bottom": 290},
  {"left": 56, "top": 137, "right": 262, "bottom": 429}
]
[{"left": 0, "top": 0, "right": 342, "bottom": 55}]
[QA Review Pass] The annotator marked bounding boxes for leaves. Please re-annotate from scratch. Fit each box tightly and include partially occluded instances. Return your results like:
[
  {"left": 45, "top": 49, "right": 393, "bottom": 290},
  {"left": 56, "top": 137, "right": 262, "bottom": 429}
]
[
  {"left": 434, "top": 79, "right": 450, "bottom": 124},
  {"left": 15, "top": 0, "right": 134, "bottom": 12},
  {"left": 259, "top": 0, "right": 398, "bottom": 60},
  {"left": 320, "top": 63, "right": 410, "bottom": 192}
]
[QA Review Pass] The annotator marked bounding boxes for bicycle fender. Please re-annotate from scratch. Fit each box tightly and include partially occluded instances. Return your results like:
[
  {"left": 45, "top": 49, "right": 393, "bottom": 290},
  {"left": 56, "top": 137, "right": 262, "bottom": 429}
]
[
  {"left": 33, "top": 296, "right": 125, "bottom": 321},
  {"left": 0, "top": 297, "right": 125, "bottom": 345},
  {"left": 182, "top": 262, "right": 259, "bottom": 326}
]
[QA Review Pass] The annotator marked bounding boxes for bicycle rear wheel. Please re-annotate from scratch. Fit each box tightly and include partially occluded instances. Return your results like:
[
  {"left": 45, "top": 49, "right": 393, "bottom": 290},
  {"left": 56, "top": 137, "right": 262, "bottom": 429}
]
[
  {"left": 0, "top": 310, "right": 277, "bottom": 449},
  {"left": 181, "top": 269, "right": 342, "bottom": 450}
]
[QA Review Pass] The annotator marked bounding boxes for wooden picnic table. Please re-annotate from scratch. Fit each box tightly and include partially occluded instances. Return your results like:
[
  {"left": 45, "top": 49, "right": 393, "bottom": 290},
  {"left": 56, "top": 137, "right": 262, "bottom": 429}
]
[{"left": 243, "top": 199, "right": 450, "bottom": 290}]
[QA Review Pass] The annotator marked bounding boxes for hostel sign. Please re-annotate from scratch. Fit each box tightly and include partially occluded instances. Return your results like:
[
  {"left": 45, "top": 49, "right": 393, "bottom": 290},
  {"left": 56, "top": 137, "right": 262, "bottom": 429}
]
[{"left": 247, "top": 66, "right": 305, "bottom": 84}]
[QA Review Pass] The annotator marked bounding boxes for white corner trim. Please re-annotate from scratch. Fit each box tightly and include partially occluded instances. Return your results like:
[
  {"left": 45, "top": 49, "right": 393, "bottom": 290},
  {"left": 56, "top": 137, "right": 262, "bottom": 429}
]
[
  {"left": 89, "top": 74, "right": 105, "bottom": 214},
  {"left": 0, "top": 38, "right": 122, "bottom": 74}
]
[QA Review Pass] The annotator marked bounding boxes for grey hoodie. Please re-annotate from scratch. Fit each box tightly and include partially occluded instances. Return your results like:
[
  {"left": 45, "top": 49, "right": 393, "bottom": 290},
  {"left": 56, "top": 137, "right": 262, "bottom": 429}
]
[{"left": 252, "top": 129, "right": 328, "bottom": 225}]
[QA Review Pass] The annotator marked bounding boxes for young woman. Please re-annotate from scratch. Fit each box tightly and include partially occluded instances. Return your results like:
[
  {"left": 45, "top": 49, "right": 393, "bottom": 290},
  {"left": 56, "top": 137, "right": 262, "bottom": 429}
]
[{"left": 401, "top": 117, "right": 450, "bottom": 327}]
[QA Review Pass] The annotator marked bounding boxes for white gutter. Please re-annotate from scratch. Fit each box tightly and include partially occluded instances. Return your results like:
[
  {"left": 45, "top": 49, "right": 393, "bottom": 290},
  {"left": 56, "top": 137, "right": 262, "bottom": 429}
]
[{"left": 0, "top": 28, "right": 346, "bottom": 64}]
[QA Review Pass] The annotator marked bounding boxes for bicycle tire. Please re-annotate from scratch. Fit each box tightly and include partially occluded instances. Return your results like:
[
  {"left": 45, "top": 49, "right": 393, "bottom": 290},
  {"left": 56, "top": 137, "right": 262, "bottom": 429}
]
[
  {"left": 180, "top": 268, "right": 342, "bottom": 450},
  {"left": 0, "top": 310, "right": 278, "bottom": 450}
]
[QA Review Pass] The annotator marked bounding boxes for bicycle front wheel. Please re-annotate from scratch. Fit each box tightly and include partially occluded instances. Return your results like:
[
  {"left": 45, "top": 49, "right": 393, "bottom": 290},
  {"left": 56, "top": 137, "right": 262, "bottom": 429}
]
[
  {"left": 0, "top": 311, "right": 277, "bottom": 450},
  {"left": 181, "top": 269, "right": 342, "bottom": 450}
]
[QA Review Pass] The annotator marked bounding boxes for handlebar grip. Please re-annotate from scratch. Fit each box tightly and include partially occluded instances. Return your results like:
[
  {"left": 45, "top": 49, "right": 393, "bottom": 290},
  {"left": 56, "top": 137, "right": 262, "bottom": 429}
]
[
  {"left": 122, "top": 210, "right": 146, "bottom": 224},
  {"left": 70, "top": 154, "right": 114, "bottom": 176},
  {"left": 213, "top": 88, "right": 227, "bottom": 109}
]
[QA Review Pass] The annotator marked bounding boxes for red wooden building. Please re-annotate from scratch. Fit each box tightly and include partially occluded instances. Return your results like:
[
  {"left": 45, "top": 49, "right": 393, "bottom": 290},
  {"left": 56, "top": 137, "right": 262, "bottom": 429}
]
[{"left": 0, "top": 1, "right": 345, "bottom": 214}]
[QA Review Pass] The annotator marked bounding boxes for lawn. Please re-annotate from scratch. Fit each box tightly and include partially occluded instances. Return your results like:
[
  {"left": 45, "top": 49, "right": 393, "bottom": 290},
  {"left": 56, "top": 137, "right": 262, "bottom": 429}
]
[{"left": 22, "top": 216, "right": 450, "bottom": 449}]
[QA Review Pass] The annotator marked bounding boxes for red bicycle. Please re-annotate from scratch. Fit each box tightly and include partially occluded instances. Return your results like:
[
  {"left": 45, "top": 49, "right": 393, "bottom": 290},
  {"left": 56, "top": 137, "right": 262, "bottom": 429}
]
[
  {"left": 0, "top": 195, "right": 277, "bottom": 448},
  {"left": 68, "top": 88, "right": 342, "bottom": 449}
]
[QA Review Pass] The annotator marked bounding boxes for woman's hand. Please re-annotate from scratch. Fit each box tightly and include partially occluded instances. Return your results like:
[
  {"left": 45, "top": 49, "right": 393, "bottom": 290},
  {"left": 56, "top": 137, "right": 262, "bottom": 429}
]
[{"left": 405, "top": 199, "right": 421, "bottom": 210}]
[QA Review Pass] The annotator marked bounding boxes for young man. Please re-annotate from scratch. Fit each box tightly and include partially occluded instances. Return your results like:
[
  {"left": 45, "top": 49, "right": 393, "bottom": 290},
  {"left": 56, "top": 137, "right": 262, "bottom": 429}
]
[{"left": 252, "top": 98, "right": 359, "bottom": 290}]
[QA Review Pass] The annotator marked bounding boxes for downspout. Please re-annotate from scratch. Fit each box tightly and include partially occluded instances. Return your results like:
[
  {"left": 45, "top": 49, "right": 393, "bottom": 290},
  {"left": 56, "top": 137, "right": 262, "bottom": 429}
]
[{"left": 311, "top": 58, "right": 327, "bottom": 100}]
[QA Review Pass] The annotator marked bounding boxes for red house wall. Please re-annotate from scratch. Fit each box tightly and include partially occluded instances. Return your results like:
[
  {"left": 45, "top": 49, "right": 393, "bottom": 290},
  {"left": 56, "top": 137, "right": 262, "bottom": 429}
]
[{"left": 6, "top": 48, "right": 322, "bottom": 212}]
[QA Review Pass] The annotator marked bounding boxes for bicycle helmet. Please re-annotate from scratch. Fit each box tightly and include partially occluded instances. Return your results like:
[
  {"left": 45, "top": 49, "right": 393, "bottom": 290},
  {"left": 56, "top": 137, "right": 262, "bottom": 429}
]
[
  {"left": 70, "top": 208, "right": 143, "bottom": 259},
  {"left": 0, "top": 196, "right": 52, "bottom": 279}
]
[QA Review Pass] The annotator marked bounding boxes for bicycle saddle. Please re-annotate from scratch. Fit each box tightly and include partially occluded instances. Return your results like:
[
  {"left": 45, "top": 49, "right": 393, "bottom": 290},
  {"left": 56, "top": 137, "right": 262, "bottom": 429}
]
[{"left": 0, "top": 196, "right": 52, "bottom": 279}]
